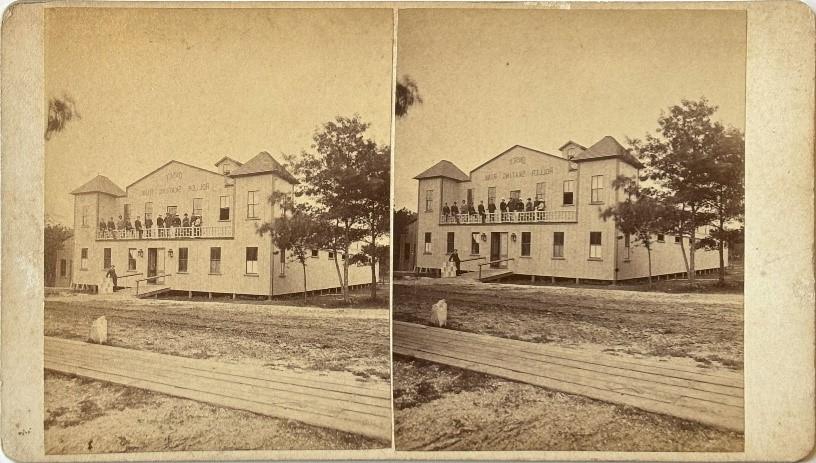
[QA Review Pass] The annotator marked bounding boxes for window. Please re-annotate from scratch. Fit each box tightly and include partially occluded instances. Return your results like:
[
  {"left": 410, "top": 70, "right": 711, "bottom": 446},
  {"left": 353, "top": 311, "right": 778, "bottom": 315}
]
[
  {"left": 424, "top": 232, "right": 433, "bottom": 254},
  {"left": 144, "top": 202, "right": 153, "bottom": 221},
  {"left": 247, "top": 191, "right": 259, "bottom": 219},
  {"left": 60, "top": 259, "right": 67, "bottom": 277},
  {"left": 210, "top": 247, "right": 221, "bottom": 273},
  {"left": 81, "top": 206, "right": 89, "bottom": 227},
  {"left": 535, "top": 182, "right": 546, "bottom": 202},
  {"left": 466, "top": 189, "right": 474, "bottom": 206},
  {"left": 624, "top": 234, "right": 631, "bottom": 260},
  {"left": 553, "top": 232, "right": 565, "bottom": 258},
  {"left": 166, "top": 205, "right": 177, "bottom": 217},
  {"left": 521, "top": 232, "right": 532, "bottom": 257},
  {"left": 563, "top": 181, "right": 575, "bottom": 205},
  {"left": 590, "top": 175, "right": 604, "bottom": 203},
  {"left": 222, "top": 163, "right": 231, "bottom": 175},
  {"left": 675, "top": 235, "right": 682, "bottom": 244},
  {"left": 311, "top": 249, "right": 319, "bottom": 258},
  {"left": 425, "top": 190, "right": 434, "bottom": 212},
  {"left": 509, "top": 190, "right": 521, "bottom": 201},
  {"left": 123, "top": 204, "right": 131, "bottom": 221},
  {"left": 103, "top": 248, "right": 111, "bottom": 269},
  {"left": 178, "top": 247, "right": 188, "bottom": 272},
  {"left": 446, "top": 232, "right": 455, "bottom": 254},
  {"left": 192, "top": 198, "right": 203, "bottom": 219},
  {"left": 589, "top": 232, "right": 602, "bottom": 259},
  {"left": 219, "top": 196, "right": 231, "bottom": 221},
  {"left": 657, "top": 233, "right": 665, "bottom": 242},
  {"left": 471, "top": 232, "right": 480, "bottom": 255},
  {"left": 328, "top": 250, "right": 335, "bottom": 260},
  {"left": 128, "top": 248, "right": 137, "bottom": 271},
  {"left": 246, "top": 247, "right": 258, "bottom": 274},
  {"left": 487, "top": 187, "right": 496, "bottom": 205}
]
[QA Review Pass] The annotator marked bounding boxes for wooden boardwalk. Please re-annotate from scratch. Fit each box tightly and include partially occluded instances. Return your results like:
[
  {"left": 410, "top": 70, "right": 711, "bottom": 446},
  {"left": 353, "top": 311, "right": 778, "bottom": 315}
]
[
  {"left": 394, "top": 321, "right": 744, "bottom": 432},
  {"left": 45, "top": 336, "right": 392, "bottom": 441}
]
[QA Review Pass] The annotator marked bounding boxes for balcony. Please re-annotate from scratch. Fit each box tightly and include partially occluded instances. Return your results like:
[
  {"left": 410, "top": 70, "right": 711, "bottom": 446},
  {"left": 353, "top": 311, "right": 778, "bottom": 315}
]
[
  {"left": 440, "top": 210, "right": 577, "bottom": 225},
  {"left": 96, "top": 226, "right": 233, "bottom": 241}
]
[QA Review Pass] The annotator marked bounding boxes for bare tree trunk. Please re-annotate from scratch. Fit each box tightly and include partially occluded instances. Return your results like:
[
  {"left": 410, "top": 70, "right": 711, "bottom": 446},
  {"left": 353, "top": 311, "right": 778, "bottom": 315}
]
[
  {"left": 302, "top": 262, "right": 308, "bottom": 301},
  {"left": 647, "top": 247, "right": 653, "bottom": 287},
  {"left": 370, "top": 259, "right": 377, "bottom": 299},
  {"left": 679, "top": 237, "right": 690, "bottom": 277},
  {"left": 342, "top": 243, "right": 350, "bottom": 304},
  {"left": 332, "top": 254, "right": 343, "bottom": 290}
]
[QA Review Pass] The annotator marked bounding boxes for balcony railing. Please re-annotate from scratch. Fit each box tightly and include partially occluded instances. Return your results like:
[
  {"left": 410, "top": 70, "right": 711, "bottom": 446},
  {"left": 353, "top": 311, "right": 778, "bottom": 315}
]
[
  {"left": 440, "top": 210, "right": 577, "bottom": 225},
  {"left": 96, "top": 226, "right": 232, "bottom": 240}
]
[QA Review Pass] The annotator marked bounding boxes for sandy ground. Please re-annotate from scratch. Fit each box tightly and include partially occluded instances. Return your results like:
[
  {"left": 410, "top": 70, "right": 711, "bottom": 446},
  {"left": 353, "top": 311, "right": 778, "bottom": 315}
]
[
  {"left": 45, "top": 371, "right": 383, "bottom": 454},
  {"left": 392, "top": 279, "right": 744, "bottom": 451},
  {"left": 393, "top": 357, "right": 743, "bottom": 452},
  {"left": 44, "top": 294, "right": 390, "bottom": 453}
]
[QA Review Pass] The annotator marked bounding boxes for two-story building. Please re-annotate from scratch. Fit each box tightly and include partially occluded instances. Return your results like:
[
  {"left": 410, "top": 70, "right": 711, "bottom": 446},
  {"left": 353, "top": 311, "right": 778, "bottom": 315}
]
[
  {"left": 70, "top": 151, "right": 373, "bottom": 296},
  {"left": 413, "top": 136, "right": 725, "bottom": 283}
]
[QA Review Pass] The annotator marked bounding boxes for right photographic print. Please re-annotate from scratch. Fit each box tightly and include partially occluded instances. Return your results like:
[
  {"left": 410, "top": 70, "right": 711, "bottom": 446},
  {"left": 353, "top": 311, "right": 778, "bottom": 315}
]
[{"left": 392, "top": 8, "right": 746, "bottom": 452}]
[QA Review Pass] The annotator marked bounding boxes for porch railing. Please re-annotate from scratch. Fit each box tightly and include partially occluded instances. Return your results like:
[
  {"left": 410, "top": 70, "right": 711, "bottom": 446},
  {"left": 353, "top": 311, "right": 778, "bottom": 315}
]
[
  {"left": 96, "top": 226, "right": 232, "bottom": 240},
  {"left": 440, "top": 210, "right": 577, "bottom": 225},
  {"left": 135, "top": 273, "right": 172, "bottom": 296}
]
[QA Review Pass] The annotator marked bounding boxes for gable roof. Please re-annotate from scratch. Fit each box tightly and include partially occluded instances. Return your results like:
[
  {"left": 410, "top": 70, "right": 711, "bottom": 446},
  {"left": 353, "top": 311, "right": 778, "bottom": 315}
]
[
  {"left": 470, "top": 145, "right": 567, "bottom": 173},
  {"left": 71, "top": 175, "right": 126, "bottom": 197},
  {"left": 572, "top": 136, "right": 644, "bottom": 169},
  {"left": 558, "top": 140, "right": 587, "bottom": 151},
  {"left": 229, "top": 151, "right": 299, "bottom": 184},
  {"left": 126, "top": 160, "right": 223, "bottom": 190},
  {"left": 214, "top": 156, "right": 243, "bottom": 167},
  {"left": 414, "top": 160, "right": 469, "bottom": 182}
]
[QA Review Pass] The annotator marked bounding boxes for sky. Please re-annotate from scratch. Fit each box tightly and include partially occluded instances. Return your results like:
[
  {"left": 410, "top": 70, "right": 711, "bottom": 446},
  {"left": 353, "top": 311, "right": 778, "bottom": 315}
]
[
  {"left": 394, "top": 8, "right": 747, "bottom": 211},
  {"left": 45, "top": 7, "right": 393, "bottom": 224}
]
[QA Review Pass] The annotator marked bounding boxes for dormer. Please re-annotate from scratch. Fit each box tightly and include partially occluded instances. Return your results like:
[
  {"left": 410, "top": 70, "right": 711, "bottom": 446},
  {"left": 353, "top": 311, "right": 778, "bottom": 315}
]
[
  {"left": 558, "top": 140, "right": 587, "bottom": 160},
  {"left": 214, "top": 156, "right": 243, "bottom": 176}
]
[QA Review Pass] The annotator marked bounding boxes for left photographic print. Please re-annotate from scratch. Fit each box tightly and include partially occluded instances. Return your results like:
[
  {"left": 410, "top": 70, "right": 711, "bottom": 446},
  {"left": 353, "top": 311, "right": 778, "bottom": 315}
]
[{"left": 43, "top": 7, "right": 393, "bottom": 454}]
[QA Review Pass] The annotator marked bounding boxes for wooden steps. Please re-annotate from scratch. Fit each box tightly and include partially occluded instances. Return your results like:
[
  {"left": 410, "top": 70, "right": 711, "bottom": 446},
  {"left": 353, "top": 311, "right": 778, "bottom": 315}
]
[
  {"left": 44, "top": 336, "right": 392, "bottom": 441},
  {"left": 135, "top": 285, "right": 172, "bottom": 298},
  {"left": 456, "top": 268, "right": 514, "bottom": 282},
  {"left": 393, "top": 321, "right": 743, "bottom": 432}
]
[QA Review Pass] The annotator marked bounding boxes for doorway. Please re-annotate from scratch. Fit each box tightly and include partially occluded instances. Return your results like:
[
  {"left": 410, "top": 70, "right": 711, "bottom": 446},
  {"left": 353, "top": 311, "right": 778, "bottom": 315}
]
[
  {"left": 490, "top": 232, "right": 509, "bottom": 268},
  {"left": 147, "top": 248, "right": 166, "bottom": 284}
]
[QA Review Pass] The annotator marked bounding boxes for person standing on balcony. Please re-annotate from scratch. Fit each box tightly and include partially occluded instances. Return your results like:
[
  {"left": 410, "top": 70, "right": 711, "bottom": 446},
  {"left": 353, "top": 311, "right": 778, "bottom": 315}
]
[
  {"left": 116, "top": 215, "right": 125, "bottom": 235},
  {"left": 488, "top": 199, "right": 496, "bottom": 219},
  {"left": 156, "top": 214, "right": 165, "bottom": 238},
  {"left": 466, "top": 200, "right": 475, "bottom": 218},
  {"left": 478, "top": 200, "right": 486, "bottom": 223},
  {"left": 442, "top": 203, "right": 450, "bottom": 222},
  {"left": 106, "top": 216, "right": 115, "bottom": 231},
  {"left": 182, "top": 213, "right": 190, "bottom": 237},
  {"left": 450, "top": 202, "right": 459, "bottom": 223},
  {"left": 173, "top": 214, "right": 182, "bottom": 228},
  {"left": 449, "top": 249, "right": 461, "bottom": 276},
  {"left": 144, "top": 215, "right": 153, "bottom": 232},
  {"left": 499, "top": 198, "right": 507, "bottom": 218},
  {"left": 193, "top": 215, "right": 202, "bottom": 236},
  {"left": 525, "top": 198, "right": 534, "bottom": 212},
  {"left": 134, "top": 215, "right": 142, "bottom": 238}
]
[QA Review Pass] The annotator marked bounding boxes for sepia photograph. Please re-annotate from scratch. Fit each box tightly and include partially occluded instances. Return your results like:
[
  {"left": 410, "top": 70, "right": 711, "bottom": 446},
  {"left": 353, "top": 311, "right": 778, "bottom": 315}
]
[
  {"left": 392, "top": 8, "right": 746, "bottom": 451},
  {"left": 43, "top": 7, "right": 392, "bottom": 454}
]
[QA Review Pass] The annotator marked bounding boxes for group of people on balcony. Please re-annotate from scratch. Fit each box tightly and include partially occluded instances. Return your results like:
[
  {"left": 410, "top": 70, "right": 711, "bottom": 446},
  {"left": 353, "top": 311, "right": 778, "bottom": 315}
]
[
  {"left": 442, "top": 197, "right": 546, "bottom": 223},
  {"left": 98, "top": 212, "right": 203, "bottom": 239}
]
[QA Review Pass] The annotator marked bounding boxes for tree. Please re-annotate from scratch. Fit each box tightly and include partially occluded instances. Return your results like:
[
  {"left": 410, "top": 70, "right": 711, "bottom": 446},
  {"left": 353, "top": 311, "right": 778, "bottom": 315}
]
[
  {"left": 286, "top": 115, "right": 388, "bottom": 304},
  {"left": 258, "top": 192, "right": 320, "bottom": 301},
  {"left": 601, "top": 176, "right": 662, "bottom": 286},
  {"left": 631, "top": 98, "right": 726, "bottom": 282},
  {"left": 44, "top": 223, "right": 72, "bottom": 286},
  {"left": 698, "top": 127, "right": 745, "bottom": 284},
  {"left": 395, "top": 75, "right": 423, "bottom": 118},
  {"left": 45, "top": 95, "right": 80, "bottom": 140},
  {"left": 392, "top": 207, "right": 417, "bottom": 265}
]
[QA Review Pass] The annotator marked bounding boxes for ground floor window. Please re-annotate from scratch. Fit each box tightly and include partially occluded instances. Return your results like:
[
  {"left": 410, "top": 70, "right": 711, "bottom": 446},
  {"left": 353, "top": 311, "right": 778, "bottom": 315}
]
[
  {"left": 657, "top": 233, "right": 665, "bottom": 242},
  {"left": 471, "top": 232, "right": 480, "bottom": 255},
  {"left": 80, "top": 248, "right": 88, "bottom": 270},
  {"left": 103, "top": 248, "right": 111, "bottom": 269},
  {"left": 178, "top": 247, "right": 188, "bottom": 272},
  {"left": 446, "top": 232, "right": 455, "bottom": 254},
  {"left": 589, "top": 232, "right": 602, "bottom": 259},
  {"left": 60, "top": 259, "right": 67, "bottom": 276},
  {"left": 246, "top": 247, "right": 258, "bottom": 274},
  {"left": 521, "top": 232, "right": 531, "bottom": 256},
  {"left": 424, "top": 232, "right": 432, "bottom": 254},
  {"left": 553, "top": 232, "right": 565, "bottom": 258},
  {"left": 210, "top": 247, "right": 221, "bottom": 274},
  {"left": 623, "top": 234, "right": 630, "bottom": 260},
  {"left": 128, "top": 248, "right": 137, "bottom": 271},
  {"left": 311, "top": 249, "right": 319, "bottom": 258},
  {"left": 675, "top": 235, "right": 682, "bottom": 244}
]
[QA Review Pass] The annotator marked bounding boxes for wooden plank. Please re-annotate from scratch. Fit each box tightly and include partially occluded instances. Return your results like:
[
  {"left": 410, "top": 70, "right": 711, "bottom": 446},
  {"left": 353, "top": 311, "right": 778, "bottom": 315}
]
[
  {"left": 395, "top": 325, "right": 743, "bottom": 399},
  {"left": 395, "top": 321, "right": 742, "bottom": 386},
  {"left": 394, "top": 345, "right": 743, "bottom": 432},
  {"left": 394, "top": 337, "right": 743, "bottom": 413}
]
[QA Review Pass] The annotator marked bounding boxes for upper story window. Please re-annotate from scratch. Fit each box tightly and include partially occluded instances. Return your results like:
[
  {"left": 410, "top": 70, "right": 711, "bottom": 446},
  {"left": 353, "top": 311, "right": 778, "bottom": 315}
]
[
  {"left": 123, "top": 204, "right": 131, "bottom": 221},
  {"left": 219, "top": 196, "right": 231, "bottom": 221},
  {"left": 466, "top": 189, "right": 474, "bottom": 206},
  {"left": 425, "top": 190, "right": 434, "bottom": 212},
  {"left": 166, "top": 205, "right": 178, "bottom": 217},
  {"left": 487, "top": 187, "right": 496, "bottom": 205},
  {"left": 657, "top": 233, "right": 665, "bottom": 243},
  {"left": 247, "top": 191, "right": 259, "bottom": 219},
  {"left": 311, "top": 249, "right": 319, "bottom": 258},
  {"left": 589, "top": 232, "right": 602, "bottom": 260},
  {"left": 590, "top": 175, "right": 604, "bottom": 204},
  {"left": 563, "top": 180, "right": 575, "bottom": 205},
  {"left": 81, "top": 205, "right": 89, "bottom": 227},
  {"left": 536, "top": 182, "right": 546, "bottom": 202},
  {"left": 192, "top": 198, "right": 203, "bottom": 219},
  {"left": 510, "top": 190, "right": 520, "bottom": 201},
  {"left": 675, "top": 235, "right": 682, "bottom": 244},
  {"left": 144, "top": 202, "right": 153, "bottom": 221},
  {"left": 221, "top": 163, "right": 231, "bottom": 175}
]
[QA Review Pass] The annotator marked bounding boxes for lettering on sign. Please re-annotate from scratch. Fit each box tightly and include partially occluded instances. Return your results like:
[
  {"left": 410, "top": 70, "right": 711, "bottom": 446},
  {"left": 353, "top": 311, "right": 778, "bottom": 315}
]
[
  {"left": 139, "top": 169, "right": 210, "bottom": 197},
  {"left": 483, "top": 166, "right": 553, "bottom": 181},
  {"left": 509, "top": 156, "right": 526, "bottom": 165}
]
